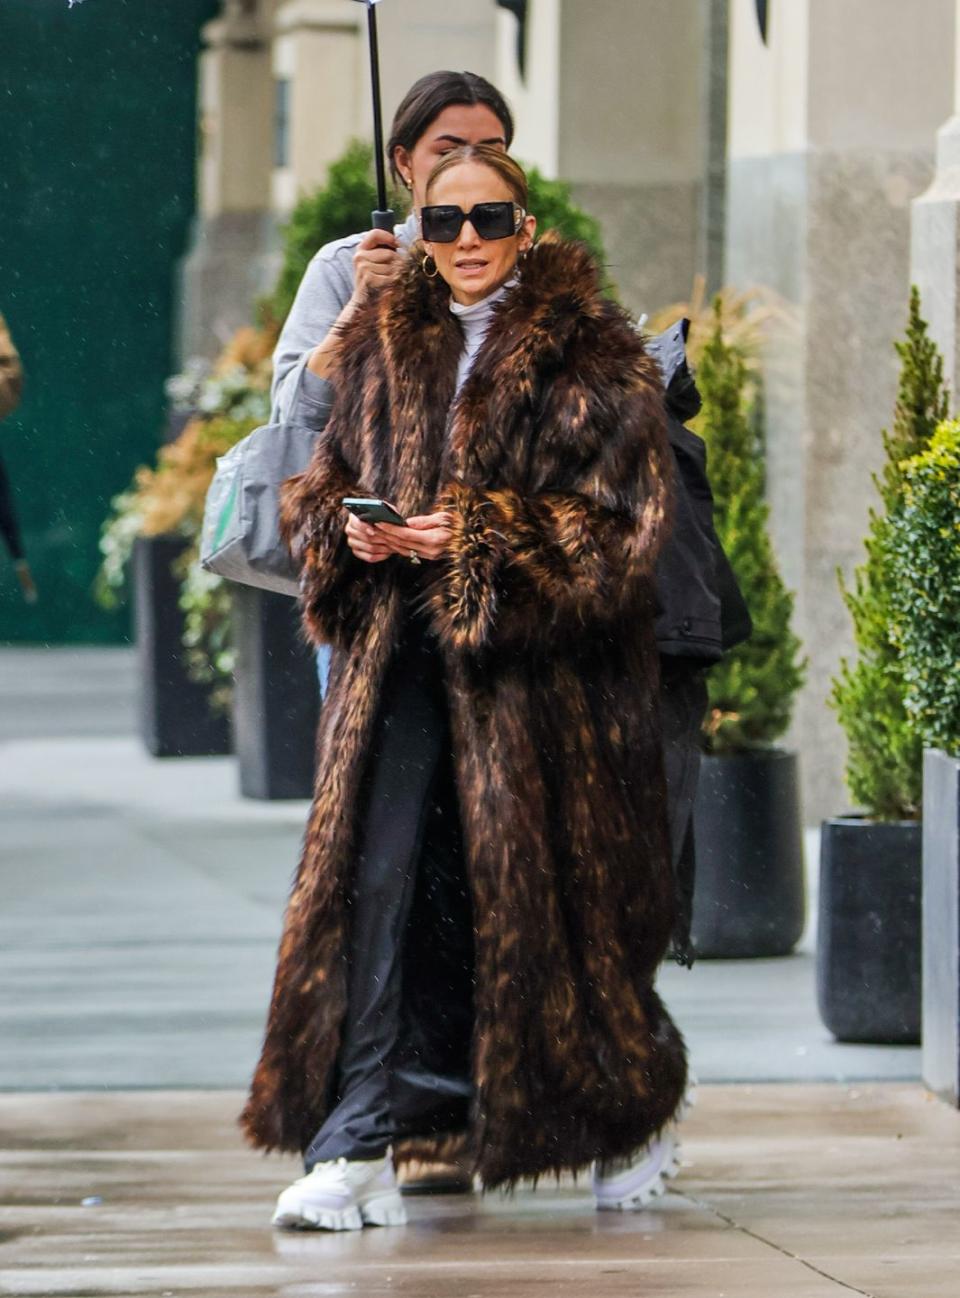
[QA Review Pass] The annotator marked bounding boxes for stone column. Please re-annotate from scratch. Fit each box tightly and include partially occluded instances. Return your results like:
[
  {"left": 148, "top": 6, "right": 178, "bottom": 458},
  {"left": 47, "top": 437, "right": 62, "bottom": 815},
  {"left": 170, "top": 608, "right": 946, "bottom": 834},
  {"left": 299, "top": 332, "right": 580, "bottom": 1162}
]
[
  {"left": 922, "top": 750, "right": 960, "bottom": 1106},
  {"left": 177, "top": 0, "right": 276, "bottom": 362},
  {"left": 912, "top": 4, "right": 960, "bottom": 1110},
  {"left": 495, "top": 0, "right": 561, "bottom": 178},
  {"left": 271, "top": 0, "right": 496, "bottom": 216},
  {"left": 271, "top": 0, "right": 366, "bottom": 214},
  {"left": 912, "top": 3, "right": 960, "bottom": 391},
  {"left": 377, "top": 0, "right": 496, "bottom": 129},
  {"left": 725, "top": 0, "right": 954, "bottom": 825},
  {"left": 551, "top": 0, "right": 712, "bottom": 318}
]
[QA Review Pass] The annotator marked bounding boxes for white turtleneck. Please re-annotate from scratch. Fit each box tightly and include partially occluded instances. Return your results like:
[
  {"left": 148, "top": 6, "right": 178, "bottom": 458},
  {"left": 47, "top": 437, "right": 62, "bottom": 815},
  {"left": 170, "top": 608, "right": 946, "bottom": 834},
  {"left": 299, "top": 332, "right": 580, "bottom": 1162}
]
[{"left": 449, "top": 280, "right": 515, "bottom": 396}]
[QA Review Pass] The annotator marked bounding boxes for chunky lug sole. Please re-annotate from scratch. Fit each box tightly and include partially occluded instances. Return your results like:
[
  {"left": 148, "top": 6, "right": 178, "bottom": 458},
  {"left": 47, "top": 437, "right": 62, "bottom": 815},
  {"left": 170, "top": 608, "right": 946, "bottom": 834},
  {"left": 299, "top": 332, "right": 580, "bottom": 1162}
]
[
  {"left": 272, "top": 1188, "right": 408, "bottom": 1232},
  {"left": 594, "top": 1130, "right": 683, "bottom": 1212},
  {"left": 592, "top": 1072, "right": 697, "bottom": 1212}
]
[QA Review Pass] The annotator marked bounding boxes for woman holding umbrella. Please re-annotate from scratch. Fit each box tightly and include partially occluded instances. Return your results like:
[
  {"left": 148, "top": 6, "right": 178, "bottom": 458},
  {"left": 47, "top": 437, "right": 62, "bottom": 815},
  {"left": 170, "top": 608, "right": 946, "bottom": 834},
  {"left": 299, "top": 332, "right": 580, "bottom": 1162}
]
[
  {"left": 244, "top": 145, "right": 690, "bottom": 1229},
  {"left": 271, "top": 69, "right": 514, "bottom": 431}
]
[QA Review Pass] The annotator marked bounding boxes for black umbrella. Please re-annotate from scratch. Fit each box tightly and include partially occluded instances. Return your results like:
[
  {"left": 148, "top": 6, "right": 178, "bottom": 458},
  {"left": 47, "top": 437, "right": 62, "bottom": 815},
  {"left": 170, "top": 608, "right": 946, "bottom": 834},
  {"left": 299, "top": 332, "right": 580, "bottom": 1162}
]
[{"left": 352, "top": 0, "right": 395, "bottom": 231}]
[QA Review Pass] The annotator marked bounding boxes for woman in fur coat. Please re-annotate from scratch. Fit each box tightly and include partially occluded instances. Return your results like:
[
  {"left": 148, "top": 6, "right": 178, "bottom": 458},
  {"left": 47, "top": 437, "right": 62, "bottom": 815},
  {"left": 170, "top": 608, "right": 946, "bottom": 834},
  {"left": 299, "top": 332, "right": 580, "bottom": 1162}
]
[{"left": 243, "top": 145, "right": 690, "bottom": 1230}]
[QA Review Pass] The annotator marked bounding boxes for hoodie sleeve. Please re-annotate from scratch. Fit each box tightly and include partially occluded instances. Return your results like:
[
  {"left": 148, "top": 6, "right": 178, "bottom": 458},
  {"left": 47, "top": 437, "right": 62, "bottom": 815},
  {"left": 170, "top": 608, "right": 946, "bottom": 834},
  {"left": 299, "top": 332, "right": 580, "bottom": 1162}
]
[{"left": 270, "top": 240, "right": 356, "bottom": 426}]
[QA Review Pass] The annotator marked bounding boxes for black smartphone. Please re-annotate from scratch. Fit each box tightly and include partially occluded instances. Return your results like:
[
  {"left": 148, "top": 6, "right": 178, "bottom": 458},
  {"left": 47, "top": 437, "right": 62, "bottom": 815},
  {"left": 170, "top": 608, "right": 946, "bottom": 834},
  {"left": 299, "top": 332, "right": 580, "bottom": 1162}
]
[{"left": 342, "top": 496, "right": 407, "bottom": 526}]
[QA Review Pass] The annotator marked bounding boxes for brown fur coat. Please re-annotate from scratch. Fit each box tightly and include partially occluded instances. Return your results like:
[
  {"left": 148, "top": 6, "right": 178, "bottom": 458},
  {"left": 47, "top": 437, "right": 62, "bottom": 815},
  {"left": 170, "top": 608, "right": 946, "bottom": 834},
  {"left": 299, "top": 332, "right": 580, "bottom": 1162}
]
[{"left": 241, "top": 237, "right": 689, "bottom": 1187}]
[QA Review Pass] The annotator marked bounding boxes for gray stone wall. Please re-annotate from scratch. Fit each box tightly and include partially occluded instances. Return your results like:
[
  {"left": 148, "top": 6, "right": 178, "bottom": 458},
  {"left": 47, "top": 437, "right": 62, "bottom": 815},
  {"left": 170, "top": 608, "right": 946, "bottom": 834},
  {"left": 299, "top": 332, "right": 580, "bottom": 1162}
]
[
  {"left": 726, "top": 146, "right": 936, "bottom": 824},
  {"left": 571, "top": 179, "right": 702, "bottom": 319},
  {"left": 558, "top": 0, "right": 711, "bottom": 318},
  {"left": 912, "top": 114, "right": 960, "bottom": 396}
]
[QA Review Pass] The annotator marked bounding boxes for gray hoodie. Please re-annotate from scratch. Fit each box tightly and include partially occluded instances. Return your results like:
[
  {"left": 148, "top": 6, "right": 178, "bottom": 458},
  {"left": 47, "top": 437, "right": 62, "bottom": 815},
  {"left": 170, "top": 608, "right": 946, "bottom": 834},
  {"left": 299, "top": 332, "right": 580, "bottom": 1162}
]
[{"left": 270, "top": 214, "right": 420, "bottom": 426}]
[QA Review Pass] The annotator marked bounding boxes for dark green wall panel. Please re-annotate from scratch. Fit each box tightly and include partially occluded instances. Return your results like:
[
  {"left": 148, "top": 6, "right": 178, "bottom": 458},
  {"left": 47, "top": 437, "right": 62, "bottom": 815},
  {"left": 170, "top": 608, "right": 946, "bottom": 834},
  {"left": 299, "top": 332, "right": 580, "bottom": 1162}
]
[{"left": 0, "top": 0, "right": 218, "bottom": 643}]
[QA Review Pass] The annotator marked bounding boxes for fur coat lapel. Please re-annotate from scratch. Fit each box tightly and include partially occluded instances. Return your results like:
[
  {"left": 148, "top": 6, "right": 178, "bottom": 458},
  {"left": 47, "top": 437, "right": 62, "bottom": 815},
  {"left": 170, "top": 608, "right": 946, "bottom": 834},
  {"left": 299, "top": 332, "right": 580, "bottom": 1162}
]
[{"left": 242, "top": 237, "right": 689, "bottom": 1188}]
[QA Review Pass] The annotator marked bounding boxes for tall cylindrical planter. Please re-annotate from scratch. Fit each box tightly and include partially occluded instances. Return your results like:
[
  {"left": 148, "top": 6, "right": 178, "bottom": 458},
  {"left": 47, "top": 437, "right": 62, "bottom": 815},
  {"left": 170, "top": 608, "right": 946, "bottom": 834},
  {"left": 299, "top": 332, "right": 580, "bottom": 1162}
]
[
  {"left": 691, "top": 749, "right": 805, "bottom": 958},
  {"left": 922, "top": 748, "right": 960, "bottom": 1104},
  {"left": 232, "top": 586, "right": 319, "bottom": 800},
  {"left": 133, "top": 535, "right": 232, "bottom": 758},
  {"left": 817, "top": 817, "right": 921, "bottom": 1044}
]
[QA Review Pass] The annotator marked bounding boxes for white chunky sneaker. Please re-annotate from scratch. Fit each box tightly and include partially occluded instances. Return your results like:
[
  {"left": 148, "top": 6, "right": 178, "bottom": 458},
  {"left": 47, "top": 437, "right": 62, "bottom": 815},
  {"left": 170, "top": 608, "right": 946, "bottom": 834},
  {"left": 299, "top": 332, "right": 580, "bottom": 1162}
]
[
  {"left": 592, "top": 1071, "right": 698, "bottom": 1212},
  {"left": 592, "top": 1127, "right": 682, "bottom": 1211},
  {"left": 271, "top": 1154, "right": 407, "bottom": 1231}
]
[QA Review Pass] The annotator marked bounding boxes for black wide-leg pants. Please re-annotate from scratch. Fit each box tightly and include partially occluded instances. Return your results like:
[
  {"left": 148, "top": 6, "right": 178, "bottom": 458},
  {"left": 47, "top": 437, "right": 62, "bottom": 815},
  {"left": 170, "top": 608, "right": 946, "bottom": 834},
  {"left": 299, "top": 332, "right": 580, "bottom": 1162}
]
[
  {"left": 304, "top": 615, "right": 474, "bottom": 1170},
  {"left": 659, "top": 659, "right": 710, "bottom": 969}
]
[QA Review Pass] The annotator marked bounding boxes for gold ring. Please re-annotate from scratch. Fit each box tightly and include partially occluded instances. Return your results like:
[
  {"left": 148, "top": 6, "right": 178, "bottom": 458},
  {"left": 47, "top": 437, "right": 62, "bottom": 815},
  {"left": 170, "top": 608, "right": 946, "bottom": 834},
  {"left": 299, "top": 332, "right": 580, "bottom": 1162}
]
[{"left": 408, "top": 550, "right": 422, "bottom": 565}]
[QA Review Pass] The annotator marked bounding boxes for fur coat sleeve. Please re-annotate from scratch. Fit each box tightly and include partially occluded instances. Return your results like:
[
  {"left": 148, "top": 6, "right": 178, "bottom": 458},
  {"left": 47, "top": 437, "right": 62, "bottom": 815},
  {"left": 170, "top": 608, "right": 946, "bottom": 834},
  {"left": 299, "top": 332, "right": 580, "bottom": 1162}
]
[
  {"left": 427, "top": 390, "right": 670, "bottom": 654},
  {"left": 280, "top": 237, "right": 672, "bottom": 656},
  {"left": 425, "top": 278, "right": 672, "bottom": 655}
]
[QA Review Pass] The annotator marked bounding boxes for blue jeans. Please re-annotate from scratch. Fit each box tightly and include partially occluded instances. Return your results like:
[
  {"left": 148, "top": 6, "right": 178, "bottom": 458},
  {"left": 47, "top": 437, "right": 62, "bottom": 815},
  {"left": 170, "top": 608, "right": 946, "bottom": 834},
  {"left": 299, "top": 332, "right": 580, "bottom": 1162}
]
[{"left": 316, "top": 645, "right": 331, "bottom": 700}]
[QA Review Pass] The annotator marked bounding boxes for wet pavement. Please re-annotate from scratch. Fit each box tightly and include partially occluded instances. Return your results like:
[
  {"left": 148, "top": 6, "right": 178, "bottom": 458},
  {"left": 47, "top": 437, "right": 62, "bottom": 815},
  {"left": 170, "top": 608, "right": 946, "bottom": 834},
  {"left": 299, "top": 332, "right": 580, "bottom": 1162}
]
[
  {"left": 1, "top": 647, "right": 954, "bottom": 1294},
  {"left": 1, "top": 1082, "right": 957, "bottom": 1296},
  {"left": 0, "top": 648, "right": 922, "bottom": 1091}
]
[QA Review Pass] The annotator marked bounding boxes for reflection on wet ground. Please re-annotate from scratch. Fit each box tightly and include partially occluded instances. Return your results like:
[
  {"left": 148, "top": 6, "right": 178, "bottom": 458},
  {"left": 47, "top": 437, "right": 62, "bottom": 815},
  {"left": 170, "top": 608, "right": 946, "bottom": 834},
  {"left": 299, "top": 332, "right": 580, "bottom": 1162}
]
[
  {"left": 0, "top": 648, "right": 948, "bottom": 1294},
  {"left": 1, "top": 1084, "right": 957, "bottom": 1296}
]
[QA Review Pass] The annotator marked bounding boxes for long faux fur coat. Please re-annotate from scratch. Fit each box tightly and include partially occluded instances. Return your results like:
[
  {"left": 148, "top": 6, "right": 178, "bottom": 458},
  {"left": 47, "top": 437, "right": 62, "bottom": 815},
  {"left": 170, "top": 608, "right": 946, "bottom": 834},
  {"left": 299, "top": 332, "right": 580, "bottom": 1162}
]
[{"left": 241, "top": 236, "right": 689, "bottom": 1187}]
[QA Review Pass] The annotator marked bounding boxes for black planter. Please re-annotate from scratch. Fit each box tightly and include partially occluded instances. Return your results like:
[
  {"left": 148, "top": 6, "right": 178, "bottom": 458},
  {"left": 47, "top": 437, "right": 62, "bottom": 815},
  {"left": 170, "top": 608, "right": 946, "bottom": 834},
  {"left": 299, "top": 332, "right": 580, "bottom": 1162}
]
[
  {"left": 817, "top": 816, "right": 921, "bottom": 1044},
  {"left": 922, "top": 748, "right": 960, "bottom": 1104},
  {"left": 133, "top": 535, "right": 232, "bottom": 758},
  {"left": 690, "top": 749, "right": 805, "bottom": 958},
  {"left": 232, "top": 585, "right": 319, "bottom": 800},
  {"left": 164, "top": 406, "right": 196, "bottom": 445}
]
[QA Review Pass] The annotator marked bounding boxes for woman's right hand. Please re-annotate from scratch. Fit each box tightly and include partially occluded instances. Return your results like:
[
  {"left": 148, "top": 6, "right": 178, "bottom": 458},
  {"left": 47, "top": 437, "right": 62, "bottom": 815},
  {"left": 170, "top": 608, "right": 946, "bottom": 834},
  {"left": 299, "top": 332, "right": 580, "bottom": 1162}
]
[
  {"left": 344, "top": 510, "right": 395, "bottom": 564},
  {"left": 351, "top": 228, "right": 404, "bottom": 303}
]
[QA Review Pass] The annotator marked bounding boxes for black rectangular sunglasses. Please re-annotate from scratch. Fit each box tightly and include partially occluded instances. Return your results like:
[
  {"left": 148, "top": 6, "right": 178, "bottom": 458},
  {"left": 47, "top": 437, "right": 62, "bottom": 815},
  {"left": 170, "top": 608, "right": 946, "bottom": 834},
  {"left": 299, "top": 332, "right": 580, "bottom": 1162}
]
[{"left": 420, "top": 201, "right": 525, "bottom": 243}]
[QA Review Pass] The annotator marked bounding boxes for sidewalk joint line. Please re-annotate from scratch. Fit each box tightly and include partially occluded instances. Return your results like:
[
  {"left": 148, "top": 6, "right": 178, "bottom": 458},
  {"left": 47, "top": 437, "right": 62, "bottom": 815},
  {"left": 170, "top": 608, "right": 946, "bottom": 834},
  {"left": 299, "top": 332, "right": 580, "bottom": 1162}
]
[{"left": 669, "top": 1190, "right": 878, "bottom": 1297}]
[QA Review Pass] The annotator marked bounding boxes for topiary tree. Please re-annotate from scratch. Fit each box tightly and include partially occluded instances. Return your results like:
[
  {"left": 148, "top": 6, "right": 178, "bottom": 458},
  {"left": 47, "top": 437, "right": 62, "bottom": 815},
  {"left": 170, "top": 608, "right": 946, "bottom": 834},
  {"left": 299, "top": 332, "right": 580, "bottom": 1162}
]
[
  {"left": 695, "top": 302, "right": 805, "bottom": 753},
  {"left": 885, "top": 420, "right": 960, "bottom": 758},
  {"left": 264, "top": 142, "right": 611, "bottom": 327},
  {"left": 829, "top": 287, "right": 950, "bottom": 818}
]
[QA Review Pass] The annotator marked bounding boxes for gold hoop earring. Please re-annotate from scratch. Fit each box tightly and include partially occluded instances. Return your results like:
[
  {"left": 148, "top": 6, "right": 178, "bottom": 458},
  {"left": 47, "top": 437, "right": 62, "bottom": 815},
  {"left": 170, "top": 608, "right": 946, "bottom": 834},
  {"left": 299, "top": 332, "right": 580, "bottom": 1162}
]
[{"left": 422, "top": 253, "right": 439, "bottom": 279}]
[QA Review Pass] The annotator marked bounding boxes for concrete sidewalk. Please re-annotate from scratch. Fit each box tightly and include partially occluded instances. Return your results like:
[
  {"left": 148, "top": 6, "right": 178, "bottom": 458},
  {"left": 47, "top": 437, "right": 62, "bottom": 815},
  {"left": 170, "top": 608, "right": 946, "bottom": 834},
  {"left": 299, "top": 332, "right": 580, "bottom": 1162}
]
[
  {"left": 0, "top": 647, "right": 921, "bottom": 1089},
  {"left": 0, "top": 646, "right": 954, "bottom": 1297},
  {"left": 1, "top": 1082, "right": 957, "bottom": 1296}
]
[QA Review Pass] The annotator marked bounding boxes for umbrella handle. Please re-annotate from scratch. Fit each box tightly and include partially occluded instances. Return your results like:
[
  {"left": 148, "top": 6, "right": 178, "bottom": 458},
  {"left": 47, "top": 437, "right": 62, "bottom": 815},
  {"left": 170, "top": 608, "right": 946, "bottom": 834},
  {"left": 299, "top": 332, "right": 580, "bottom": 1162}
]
[{"left": 363, "top": 0, "right": 393, "bottom": 231}]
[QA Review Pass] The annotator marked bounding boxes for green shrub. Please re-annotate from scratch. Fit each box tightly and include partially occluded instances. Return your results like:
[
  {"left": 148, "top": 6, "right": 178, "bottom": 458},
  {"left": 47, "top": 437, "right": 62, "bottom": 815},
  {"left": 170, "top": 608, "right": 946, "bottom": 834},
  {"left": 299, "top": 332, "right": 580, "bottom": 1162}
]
[
  {"left": 695, "top": 303, "right": 805, "bottom": 752},
  {"left": 524, "top": 166, "right": 606, "bottom": 266},
  {"left": 830, "top": 288, "right": 950, "bottom": 817},
  {"left": 885, "top": 420, "right": 960, "bottom": 757}
]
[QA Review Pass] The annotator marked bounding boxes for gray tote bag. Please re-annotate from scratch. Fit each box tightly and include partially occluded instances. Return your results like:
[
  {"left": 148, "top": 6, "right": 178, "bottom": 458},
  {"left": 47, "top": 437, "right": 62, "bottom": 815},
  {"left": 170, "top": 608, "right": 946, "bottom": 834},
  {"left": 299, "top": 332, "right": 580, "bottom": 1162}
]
[{"left": 200, "top": 421, "right": 317, "bottom": 597}]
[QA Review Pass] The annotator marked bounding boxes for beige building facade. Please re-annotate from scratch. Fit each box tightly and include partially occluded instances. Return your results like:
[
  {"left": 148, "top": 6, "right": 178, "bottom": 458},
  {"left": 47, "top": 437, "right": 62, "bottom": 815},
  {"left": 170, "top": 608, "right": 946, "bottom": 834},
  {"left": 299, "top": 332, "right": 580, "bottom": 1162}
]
[
  {"left": 180, "top": 0, "right": 960, "bottom": 824},
  {"left": 180, "top": 0, "right": 721, "bottom": 352},
  {"left": 725, "top": 0, "right": 955, "bottom": 821}
]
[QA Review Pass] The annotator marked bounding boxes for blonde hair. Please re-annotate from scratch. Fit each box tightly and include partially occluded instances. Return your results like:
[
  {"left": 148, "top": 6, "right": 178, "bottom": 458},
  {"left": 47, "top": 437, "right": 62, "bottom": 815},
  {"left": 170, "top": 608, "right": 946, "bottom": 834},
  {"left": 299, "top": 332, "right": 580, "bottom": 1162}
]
[{"left": 424, "top": 144, "right": 528, "bottom": 209}]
